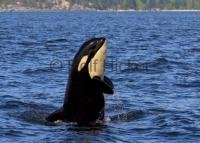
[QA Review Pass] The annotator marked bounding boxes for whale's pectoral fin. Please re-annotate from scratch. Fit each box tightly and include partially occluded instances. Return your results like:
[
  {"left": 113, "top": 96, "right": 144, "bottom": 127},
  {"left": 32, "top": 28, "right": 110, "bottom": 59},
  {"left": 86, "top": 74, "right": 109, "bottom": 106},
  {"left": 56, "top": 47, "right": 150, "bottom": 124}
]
[
  {"left": 46, "top": 107, "right": 64, "bottom": 122},
  {"left": 104, "top": 76, "right": 114, "bottom": 89},
  {"left": 93, "top": 76, "right": 114, "bottom": 94}
]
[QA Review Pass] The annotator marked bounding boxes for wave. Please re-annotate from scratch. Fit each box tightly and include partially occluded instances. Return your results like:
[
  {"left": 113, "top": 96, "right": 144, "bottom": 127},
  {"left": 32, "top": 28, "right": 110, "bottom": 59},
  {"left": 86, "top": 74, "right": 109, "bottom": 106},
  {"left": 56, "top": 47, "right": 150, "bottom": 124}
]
[
  {"left": 110, "top": 110, "right": 144, "bottom": 122},
  {"left": 1, "top": 100, "right": 55, "bottom": 125},
  {"left": 17, "top": 40, "right": 40, "bottom": 46},
  {"left": 46, "top": 38, "right": 67, "bottom": 44},
  {"left": 22, "top": 67, "right": 55, "bottom": 75},
  {"left": 5, "top": 81, "right": 25, "bottom": 88},
  {"left": 188, "top": 48, "right": 200, "bottom": 53},
  {"left": 121, "top": 57, "right": 182, "bottom": 73},
  {"left": 0, "top": 100, "right": 50, "bottom": 110},
  {"left": 174, "top": 80, "right": 200, "bottom": 88}
]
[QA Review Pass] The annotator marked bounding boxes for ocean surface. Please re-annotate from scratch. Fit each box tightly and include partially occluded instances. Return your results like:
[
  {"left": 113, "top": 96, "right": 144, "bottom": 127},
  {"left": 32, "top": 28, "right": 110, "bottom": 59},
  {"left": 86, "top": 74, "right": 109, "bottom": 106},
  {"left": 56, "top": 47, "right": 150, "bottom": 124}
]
[{"left": 0, "top": 11, "right": 200, "bottom": 143}]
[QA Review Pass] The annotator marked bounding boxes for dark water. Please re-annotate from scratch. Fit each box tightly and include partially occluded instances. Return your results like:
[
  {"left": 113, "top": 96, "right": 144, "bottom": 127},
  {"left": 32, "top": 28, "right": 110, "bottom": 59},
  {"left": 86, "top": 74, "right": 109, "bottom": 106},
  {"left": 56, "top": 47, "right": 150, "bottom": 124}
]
[{"left": 0, "top": 11, "right": 200, "bottom": 143}]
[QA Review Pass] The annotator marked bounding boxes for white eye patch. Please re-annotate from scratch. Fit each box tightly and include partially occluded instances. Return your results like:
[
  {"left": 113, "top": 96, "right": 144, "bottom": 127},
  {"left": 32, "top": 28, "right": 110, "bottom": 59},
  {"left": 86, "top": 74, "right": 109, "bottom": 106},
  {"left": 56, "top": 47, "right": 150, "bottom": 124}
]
[{"left": 78, "top": 55, "right": 88, "bottom": 71}]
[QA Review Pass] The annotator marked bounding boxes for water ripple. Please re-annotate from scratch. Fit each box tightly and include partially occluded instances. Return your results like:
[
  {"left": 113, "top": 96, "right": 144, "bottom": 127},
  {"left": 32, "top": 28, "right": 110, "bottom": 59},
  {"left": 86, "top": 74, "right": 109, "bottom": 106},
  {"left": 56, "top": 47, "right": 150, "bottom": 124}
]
[{"left": 1, "top": 12, "right": 200, "bottom": 142}]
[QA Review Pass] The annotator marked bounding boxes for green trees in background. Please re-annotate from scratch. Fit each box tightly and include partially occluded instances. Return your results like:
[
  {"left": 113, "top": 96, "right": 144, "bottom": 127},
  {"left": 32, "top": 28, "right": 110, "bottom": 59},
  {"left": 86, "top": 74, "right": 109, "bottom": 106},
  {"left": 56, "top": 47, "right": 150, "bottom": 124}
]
[
  {"left": 135, "top": 0, "right": 200, "bottom": 10},
  {"left": 1, "top": 0, "right": 200, "bottom": 10},
  {"left": 69, "top": 0, "right": 200, "bottom": 10}
]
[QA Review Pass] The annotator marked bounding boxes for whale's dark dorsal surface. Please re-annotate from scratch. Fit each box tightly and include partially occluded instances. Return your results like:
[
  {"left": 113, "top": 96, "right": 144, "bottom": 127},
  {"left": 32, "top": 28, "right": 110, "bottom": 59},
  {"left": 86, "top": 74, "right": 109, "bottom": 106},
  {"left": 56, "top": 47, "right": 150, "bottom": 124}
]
[{"left": 46, "top": 37, "right": 114, "bottom": 125}]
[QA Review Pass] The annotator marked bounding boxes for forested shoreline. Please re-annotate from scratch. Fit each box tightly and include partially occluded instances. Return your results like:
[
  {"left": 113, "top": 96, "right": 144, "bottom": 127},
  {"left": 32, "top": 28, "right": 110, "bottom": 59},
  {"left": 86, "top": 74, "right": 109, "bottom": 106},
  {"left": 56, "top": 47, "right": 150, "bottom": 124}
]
[{"left": 0, "top": 0, "right": 200, "bottom": 11}]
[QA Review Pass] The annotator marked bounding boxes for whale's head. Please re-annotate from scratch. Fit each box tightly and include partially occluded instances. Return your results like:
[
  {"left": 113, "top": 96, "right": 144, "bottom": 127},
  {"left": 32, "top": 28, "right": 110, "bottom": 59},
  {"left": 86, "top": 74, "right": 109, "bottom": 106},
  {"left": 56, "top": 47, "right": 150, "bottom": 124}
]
[{"left": 73, "top": 37, "right": 107, "bottom": 80}]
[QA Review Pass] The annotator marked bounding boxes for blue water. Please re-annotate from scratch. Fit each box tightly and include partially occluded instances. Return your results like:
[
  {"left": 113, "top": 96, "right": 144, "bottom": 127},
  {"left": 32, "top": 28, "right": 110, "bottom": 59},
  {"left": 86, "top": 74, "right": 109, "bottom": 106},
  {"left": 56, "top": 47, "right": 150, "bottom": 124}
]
[{"left": 0, "top": 12, "right": 200, "bottom": 143}]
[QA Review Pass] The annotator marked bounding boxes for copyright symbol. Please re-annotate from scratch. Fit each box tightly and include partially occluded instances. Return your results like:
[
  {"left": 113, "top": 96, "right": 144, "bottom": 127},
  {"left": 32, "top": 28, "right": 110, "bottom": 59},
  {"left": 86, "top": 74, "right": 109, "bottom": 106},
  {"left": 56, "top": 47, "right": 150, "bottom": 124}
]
[{"left": 50, "top": 59, "right": 63, "bottom": 72}]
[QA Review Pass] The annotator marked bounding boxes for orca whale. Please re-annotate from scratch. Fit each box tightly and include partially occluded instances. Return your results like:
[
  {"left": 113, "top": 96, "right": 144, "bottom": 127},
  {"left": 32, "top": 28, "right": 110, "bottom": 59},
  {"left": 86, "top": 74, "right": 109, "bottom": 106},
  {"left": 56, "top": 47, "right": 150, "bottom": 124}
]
[{"left": 46, "top": 37, "right": 114, "bottom": 125}]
